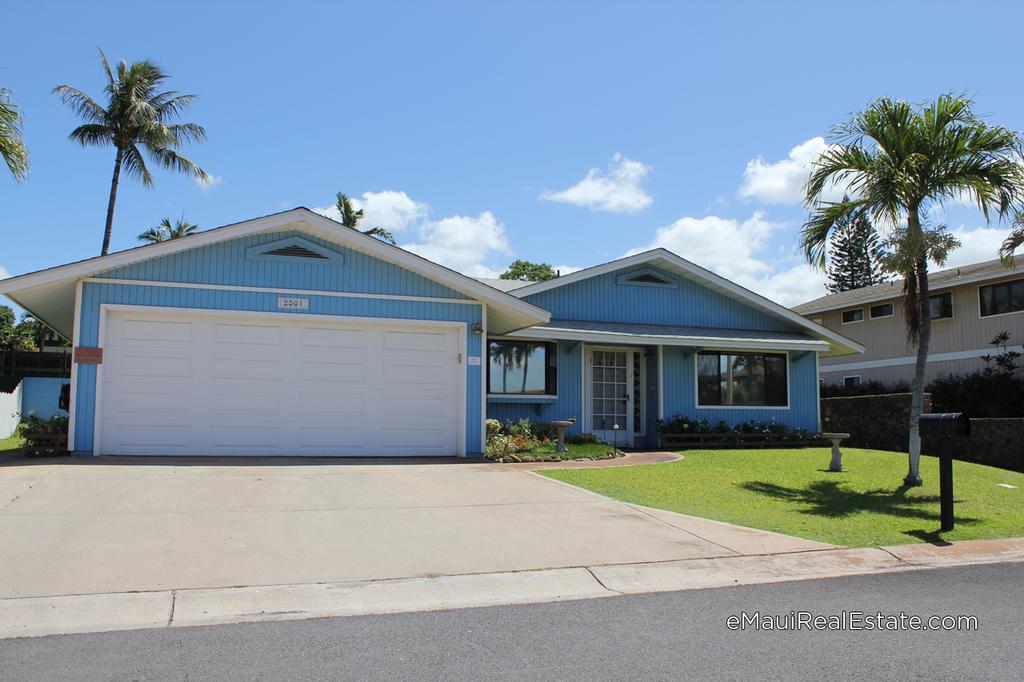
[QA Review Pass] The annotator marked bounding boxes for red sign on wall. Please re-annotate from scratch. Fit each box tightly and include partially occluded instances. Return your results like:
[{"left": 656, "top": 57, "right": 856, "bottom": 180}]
[{"left": 74, "top": 347, "right": 103, "bottom": 365}]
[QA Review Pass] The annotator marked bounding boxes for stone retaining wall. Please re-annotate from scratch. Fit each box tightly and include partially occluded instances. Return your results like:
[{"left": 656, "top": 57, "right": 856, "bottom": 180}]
[{"left": 821, "top": 393, "right": 1023, "bottom": 472}]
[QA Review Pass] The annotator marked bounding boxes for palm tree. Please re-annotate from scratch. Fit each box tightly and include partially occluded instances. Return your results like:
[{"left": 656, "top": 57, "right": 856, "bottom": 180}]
[
  {"left": 335, "top": 192, "right": 396, "bottom": 244},
  {"left": 0, "top": 88, "right": 29, "bottom": 181},
  {"left": 53, "top": 50, "right": 209, "bottom": 256},
  {"left": 137, "top": 217, "right": 199, "bottom": 244},
  {"left": 1000, "top": 213, "right": 1024, "bottom": 263},
  {"left": 802, "top": 94, "right": 1024, "bottom": 485}
]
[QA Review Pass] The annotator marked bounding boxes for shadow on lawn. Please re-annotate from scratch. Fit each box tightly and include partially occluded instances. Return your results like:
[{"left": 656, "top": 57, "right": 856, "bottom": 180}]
[{"left": 739, "top": 479, "right": 981, "bottom": 527}]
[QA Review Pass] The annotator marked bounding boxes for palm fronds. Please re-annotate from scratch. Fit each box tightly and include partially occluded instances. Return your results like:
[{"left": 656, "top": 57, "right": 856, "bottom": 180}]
[{"left": 0, "top": 88, "right": 29, "bottom": 181}]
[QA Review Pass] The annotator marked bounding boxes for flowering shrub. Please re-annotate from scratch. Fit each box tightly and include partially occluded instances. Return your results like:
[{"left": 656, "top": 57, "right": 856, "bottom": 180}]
[{"left": 657, "top": 415, "right": 812, "bottom": 440}]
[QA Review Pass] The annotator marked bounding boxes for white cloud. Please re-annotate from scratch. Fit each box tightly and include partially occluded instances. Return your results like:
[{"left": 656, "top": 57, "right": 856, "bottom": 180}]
[
  {"left": 552, "top": 264, "right": 583, "bottom": 276},
  {"left": 541, "top": 153, "right": 653, "bottom": 213},
  {"left": 739, "top": 137, "right": 849, "bottom": 206},
  {"left": 945, "top": 225, "right": 1015, "bottom": 268},
  {"left": 315, "top": 190, "right": 427, "bottom": 233},
  {"left": 195, "top": 174, "right": 222, "bottom": 192},
  {"left": 403, "top": 212, "right": 512, "bottom": 278},
  {"left": 626, "top": 212, "right": 825, "bottom": 306},
  {"left": 0, "top": 265, "right": 9, "bottom": 280}
]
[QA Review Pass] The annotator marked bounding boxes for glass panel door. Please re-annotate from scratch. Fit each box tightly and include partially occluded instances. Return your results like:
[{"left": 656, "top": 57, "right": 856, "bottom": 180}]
[{"left": 589, "top": 349, "right": 633, "bottom": 447}]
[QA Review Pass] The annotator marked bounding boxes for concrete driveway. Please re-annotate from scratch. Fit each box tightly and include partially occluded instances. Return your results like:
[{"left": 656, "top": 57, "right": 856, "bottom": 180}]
[{"left": 0, "top": 457, "right": 832, "bottom": 599}]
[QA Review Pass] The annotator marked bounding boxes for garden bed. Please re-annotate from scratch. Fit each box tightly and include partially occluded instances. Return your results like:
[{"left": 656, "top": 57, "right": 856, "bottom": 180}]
[
  {"left": 659, "top": 433, "right": 829, "bottom": 449},
  {"left": 489, "top": 442, "right": 623, "bottom": 463}
]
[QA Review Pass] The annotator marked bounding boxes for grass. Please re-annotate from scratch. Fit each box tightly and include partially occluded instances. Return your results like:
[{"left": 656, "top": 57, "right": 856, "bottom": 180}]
[
  {"left": 517, "top": 441, "right": 617, "bottom": 461},
  {"left": 0, "top": 426, "right": 25, "bottom": 455},
  {"left": 541, "top": 448, "right": 1024, "bottom": 547}
]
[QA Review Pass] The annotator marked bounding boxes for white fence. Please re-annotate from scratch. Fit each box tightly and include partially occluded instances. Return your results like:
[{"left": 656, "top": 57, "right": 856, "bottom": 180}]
[{"left": 1, "top": 381, "right": 22, "bottom": 439}]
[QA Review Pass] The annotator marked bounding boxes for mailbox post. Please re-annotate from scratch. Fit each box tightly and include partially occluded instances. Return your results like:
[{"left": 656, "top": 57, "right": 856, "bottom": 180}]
[{"left": 918, "top": 413, "right": 970, "bottom": 532}]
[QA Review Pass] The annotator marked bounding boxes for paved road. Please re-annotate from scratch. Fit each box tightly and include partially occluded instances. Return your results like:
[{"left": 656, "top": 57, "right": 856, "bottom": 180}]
[{"left": 3, "top": 562, "right": 1021, "bottom": 681}]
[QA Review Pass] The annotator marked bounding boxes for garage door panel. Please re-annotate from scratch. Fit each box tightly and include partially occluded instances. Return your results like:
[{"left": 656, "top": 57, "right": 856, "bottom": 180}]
[
  {"left": 383, "top": 330, "right": 451, "bottom": 352},
  {"left": 212, "top": 322, "right": 284, "bottom": 346},
  {"left": 115, "top": 317, "right": 195, "bottom": 343},
  {"left": 300, "top": 327, "right": 367, "bottom": 349},
  {"left": 98, "top": 310, "right": 463, "bottom": 456},
  {"left": 298, "top": 360, "right": 366, "bottom": 383}
]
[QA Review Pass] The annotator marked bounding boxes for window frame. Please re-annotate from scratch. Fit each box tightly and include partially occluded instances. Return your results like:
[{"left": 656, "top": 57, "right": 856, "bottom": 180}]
[
  {"left": 978, "top": 278, "right": 1024, "bottom": 318},
  {"left": 869, "top": 303, "right": 894, "bottom": 320},
  {"left": 843, "top": 375, "right": 862, "bottom": 388},
  {"left": 841, "top": 308, "right": 865, "bottom": 324},
  {"left": 486, "top": 338, "right": 558, "bottom": 397},
  {"left": 928, "top": 292, "right": 954, "bottom": 321},
  {"left": 694, "top": 350, "right": 790, "bottom": 410}
]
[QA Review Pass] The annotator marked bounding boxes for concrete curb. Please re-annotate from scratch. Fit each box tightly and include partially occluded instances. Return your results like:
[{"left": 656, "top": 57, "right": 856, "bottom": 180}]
[{"left": 2, "top": 537, "right": 1022, "bottom": 640}]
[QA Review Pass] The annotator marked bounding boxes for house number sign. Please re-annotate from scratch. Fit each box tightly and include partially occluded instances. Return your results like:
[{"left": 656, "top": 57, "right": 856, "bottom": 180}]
[{"left": 277, "top": 297, "right": 309, "bottom": 310}]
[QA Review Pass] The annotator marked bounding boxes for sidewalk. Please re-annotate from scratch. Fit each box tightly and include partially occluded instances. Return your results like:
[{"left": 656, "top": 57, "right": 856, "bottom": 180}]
[{"left": 3, "top": 536, "right": 1022, "bottom": 640}]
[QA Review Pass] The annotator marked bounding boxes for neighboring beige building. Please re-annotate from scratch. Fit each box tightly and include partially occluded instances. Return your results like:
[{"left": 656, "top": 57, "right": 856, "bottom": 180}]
[{"left": 793, "top": 258, "right": 1024, "bottom": 387}]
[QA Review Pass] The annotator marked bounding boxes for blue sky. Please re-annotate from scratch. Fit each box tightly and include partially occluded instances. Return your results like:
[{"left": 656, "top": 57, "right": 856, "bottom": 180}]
[{"left": 3, "top": 0, "right": 1023, "bottom": 306}]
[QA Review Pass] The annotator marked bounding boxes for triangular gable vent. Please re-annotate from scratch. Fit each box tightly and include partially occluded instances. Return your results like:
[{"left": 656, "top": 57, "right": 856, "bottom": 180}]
[
  {"left": 628, "top": 273, "right": 669, "bottom": 284},
  {"left": 263, "top": 244, "right": 329, "bottom": 259}
]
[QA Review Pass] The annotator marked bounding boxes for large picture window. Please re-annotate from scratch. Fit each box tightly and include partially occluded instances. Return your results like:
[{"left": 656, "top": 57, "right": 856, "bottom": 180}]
[
  {"left": 980, "top": 279, "right": 1024, "bottom": 317},
  {"left": 488, "top": 341, "right": 557, "bottom": 395},
  {"left": 697, "top": 351, "right": 787, "bottom": 407}
]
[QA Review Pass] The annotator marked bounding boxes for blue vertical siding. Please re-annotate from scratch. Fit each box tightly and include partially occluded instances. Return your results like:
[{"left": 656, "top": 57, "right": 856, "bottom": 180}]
[
  {"left": 660, "top": 347, "right": 818, "bottom": 430},
  {"left": 522, "top": 265, "right": 798, "bottom": 332},
  {"left": 103, "top": 230, "right": 470, "bottom": 300},
  {"left": 71, "top": 230, "right": 485, "bottom": 456}
]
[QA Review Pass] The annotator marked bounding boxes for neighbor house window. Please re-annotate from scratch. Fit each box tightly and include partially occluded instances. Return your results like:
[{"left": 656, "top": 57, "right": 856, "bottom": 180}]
[
  {"left": 841, "top": 309, "right": 864, "bottom": 324},
  {"left": 979, "top": 279, "right": 1024, "bottom": 317},
  {"left": 487, "top": 341, "right": 557, "bottom": 395},
  {"left": 929, "top": 292, "right": 954, "bottom": 319},
  {"left": 697, "top": 352, "right": 787, "bottom": 407},
  {"left": 844, "top": 376, "right": 861, "bottom": 388},
  {"left": 870, "top": 303, "right": 894, "bottom": 319}
]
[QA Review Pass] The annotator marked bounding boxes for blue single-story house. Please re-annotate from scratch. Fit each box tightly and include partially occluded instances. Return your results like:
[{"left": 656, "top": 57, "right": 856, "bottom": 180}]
[{"left": 0, "top": 208, "right": 861, "bottom": 457}]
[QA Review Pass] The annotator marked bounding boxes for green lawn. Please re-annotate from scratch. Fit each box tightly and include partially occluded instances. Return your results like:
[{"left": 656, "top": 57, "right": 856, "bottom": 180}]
[
  {"left": 541, "top": 448, "right": 1024, "bottom": 547},
  {"left": 520, "top": 441, "right": 617, "bottom": 461},
  {"left": 0, "top": 427, "right": 25, "bottom": 455}
]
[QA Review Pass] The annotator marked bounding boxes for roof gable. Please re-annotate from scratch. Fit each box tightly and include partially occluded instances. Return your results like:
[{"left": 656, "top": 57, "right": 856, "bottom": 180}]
[
  {"left": 0, "top": 208, "right": 548, "bottom": 336},
  {"left": 515, "top": 249, "right": 863, "bottom": 356}
]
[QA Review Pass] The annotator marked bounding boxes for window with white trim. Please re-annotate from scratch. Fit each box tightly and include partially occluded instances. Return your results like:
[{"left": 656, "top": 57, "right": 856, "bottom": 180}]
[
  {"left": 979, "top": 279, "right": 1024, "bottom": 317},
  {"left": 844, "top": 376, "right": 861, "bottom": 388},
  {"left": 870, "top": 303, "right": 894, "bottom": 319},
  {"left": 697, "top": 351, "right": 787, "bottom": 407},
  {"left": 842, "top": 309, "right": 864, "bottom": 324},
  {"left": 487, "top": 341, "right": 557, "bottom": 395},
  {"left": 929, "top": 292, "right": 953, "bottom": 319}
]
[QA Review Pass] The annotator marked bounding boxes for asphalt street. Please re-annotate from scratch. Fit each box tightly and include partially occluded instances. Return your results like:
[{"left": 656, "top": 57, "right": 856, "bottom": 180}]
[{"left": 2, "top": 562, "right": 1021, "bottom": 681}]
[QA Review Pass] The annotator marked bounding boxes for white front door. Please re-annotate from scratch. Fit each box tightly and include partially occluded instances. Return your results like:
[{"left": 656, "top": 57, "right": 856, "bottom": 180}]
[{"left": 586, "top": 348, "right": 636, "bottom": 448}]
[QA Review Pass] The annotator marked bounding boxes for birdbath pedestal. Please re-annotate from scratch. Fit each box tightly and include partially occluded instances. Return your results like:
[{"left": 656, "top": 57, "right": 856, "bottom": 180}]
[
  {"left": 821, "top": 432, "right": 851, "bottom": 472},
  {"left": 550, "top": 419, "right": 576, "bottom": 454}
]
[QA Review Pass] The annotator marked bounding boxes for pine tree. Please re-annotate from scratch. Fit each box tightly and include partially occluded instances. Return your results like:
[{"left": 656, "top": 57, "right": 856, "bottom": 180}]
[{"left": 825, "top": 205, "right": 884, "bottom": 293}]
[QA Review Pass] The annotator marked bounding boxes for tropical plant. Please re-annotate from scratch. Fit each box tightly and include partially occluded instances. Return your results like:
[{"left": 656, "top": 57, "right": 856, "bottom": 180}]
[
  {"left": 0, "top": 88, "right": 29, "bottom": 181},
  {"left": 825, "top": 199, "right": 885, "bottom": 292},
  {"left": 1000, "top": 212, "right": 1024, "bottom": 263},
  {"left": 0, "top": 306, "right": 40, "bottom": 352},
  {"left": 53, "top": 50, "right": 209, "bottom": 256},
  {"left": 334, "top": 192, "right": 396, "bottom": 244},
  {"left": 802, "top": 94, "right": 1024, "bottom": 485},
  {"left": 137, "top": 217, "right": 199, "bottom": 244},
  {"left": 500, "top": 260, "right": 559, "bottom": 282}
]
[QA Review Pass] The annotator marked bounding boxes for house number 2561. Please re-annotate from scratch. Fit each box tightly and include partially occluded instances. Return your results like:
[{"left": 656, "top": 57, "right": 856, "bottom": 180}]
[{"left": 277, "top": 297, "right": 309, "bottom": 310}]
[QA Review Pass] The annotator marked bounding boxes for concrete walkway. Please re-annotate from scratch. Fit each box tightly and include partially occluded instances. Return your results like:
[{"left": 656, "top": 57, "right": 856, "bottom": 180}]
[
  {"left": 3, "top": 536, "right": 1022, "bottom": 639},
  {"left": 0, "top": 456, "right": 826, "bottom": 601}
]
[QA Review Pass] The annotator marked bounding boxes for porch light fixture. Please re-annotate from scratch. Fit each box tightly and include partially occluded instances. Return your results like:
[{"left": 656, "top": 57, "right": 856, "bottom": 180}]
[{"left": 472, "top": 323, "right": 483, "bottom": 335}]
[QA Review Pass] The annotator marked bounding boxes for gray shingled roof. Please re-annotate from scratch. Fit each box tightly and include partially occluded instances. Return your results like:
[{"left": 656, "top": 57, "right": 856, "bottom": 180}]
[
  {"left": 792, "top": 258, "right": 1024, "bottom": 315},
  {"left": 473, "top": 277, "right": 535, "bottom": 292}
]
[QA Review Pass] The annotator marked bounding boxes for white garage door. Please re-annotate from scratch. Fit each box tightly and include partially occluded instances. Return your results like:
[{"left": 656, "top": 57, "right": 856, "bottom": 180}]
[{"left": 96, "top": 309, "right": 463, "bottom": 456}]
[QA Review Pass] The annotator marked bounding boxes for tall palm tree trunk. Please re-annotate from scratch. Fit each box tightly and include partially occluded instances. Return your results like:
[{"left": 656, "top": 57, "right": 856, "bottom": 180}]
[
  {"left": 905, "top": 211, "right": 931, "bottom": 486},
  {"left": 101, "top": 149, "right": 124, "bottom": 256}
]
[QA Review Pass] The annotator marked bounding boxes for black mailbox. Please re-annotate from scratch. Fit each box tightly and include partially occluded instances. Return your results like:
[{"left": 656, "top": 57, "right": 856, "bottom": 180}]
[{"left": 919, "top": 413, "right": 970, "bottom": 439}]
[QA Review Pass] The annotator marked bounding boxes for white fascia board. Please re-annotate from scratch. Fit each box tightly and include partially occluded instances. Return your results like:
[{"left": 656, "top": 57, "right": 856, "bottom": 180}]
[
  {"left": 511, "top": 248, "right": 862, "bottom": 356},
  {"left": 506, "top": 326, "right": 830, "bottom": 353},
  {"left": 0, "top": 208, "right": 549, "bottom": 329}
]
